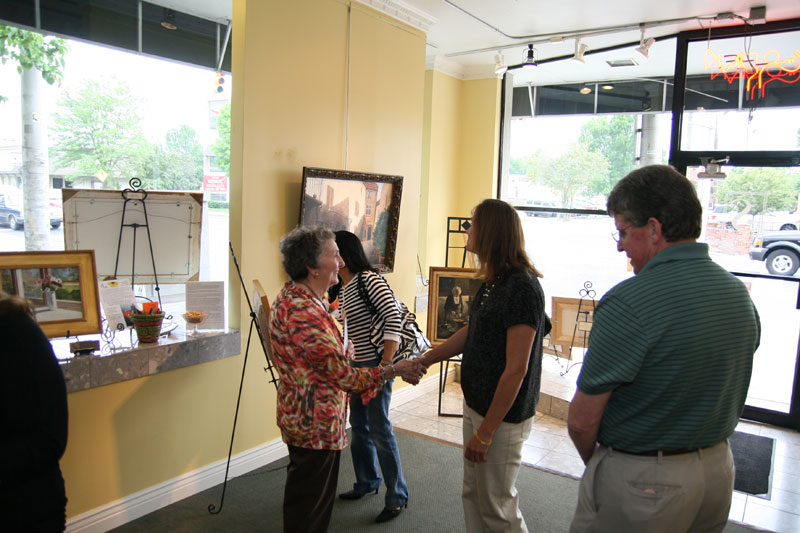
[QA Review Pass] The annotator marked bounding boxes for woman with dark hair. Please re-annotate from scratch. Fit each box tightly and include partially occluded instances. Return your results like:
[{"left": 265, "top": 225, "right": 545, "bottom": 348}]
[
  {"left": 270, "top": 226, "right": 420, "bottom": 532},
  {"left": 419, "top": 199, "right": 549, "bottom": 532},
  {"left": 1, "top": 293, "right": 69, "bottom": 531},
  {"left": 329, "top": 230, "right": 409, "bottom": 523}
]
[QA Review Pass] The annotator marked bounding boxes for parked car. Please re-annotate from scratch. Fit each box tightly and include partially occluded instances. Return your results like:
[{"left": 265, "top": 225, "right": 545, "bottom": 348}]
[
  {"left": 775, "top": 211, "right": 799, "bottom": 231},
  {"left": 749, "top": 231, "right": 800, "bottom": 276},
  {"left": 0, "top": 188, "right": 63, "bottom": 230},
  {"left": 524, "top": 200, "right": 559, "bottom": 217}
]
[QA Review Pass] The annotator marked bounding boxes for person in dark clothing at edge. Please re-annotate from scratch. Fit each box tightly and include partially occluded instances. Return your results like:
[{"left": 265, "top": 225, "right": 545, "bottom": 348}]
[{"left": 1, "top": 292, "right": 69, "bottom": 531}]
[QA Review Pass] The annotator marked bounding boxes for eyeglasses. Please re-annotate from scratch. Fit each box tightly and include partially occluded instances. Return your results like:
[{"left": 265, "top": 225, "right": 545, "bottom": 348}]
[{"left": 611, "top": 224, "right": 633, "bottom": 243}]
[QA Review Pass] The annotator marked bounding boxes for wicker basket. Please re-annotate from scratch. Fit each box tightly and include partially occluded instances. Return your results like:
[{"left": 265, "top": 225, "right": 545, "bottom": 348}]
[{"left": 131, "top": 312, "right": 164, "bottom": 343}]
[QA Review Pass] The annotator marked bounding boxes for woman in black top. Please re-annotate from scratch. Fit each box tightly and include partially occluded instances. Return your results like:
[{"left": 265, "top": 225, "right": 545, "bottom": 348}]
[{"left": 419, "top": 199, "right": 549, "bottom": 533}]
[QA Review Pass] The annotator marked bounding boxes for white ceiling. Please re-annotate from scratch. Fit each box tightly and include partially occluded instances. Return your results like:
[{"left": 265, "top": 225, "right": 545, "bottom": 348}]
[{"left": 152, "top": 0, "right": 800, "bottom": 83}]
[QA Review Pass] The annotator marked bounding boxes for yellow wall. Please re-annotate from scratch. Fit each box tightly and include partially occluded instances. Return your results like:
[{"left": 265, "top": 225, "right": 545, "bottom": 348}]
[
  {"left": 419, "top": 71, "right": 500, "bottom": 274},
  {"left": 63, "top": 0, "right": 427, "bottom": 519}
]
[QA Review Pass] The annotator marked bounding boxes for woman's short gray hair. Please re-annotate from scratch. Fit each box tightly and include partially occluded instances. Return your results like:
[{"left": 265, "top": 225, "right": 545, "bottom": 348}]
[{"left": 279, "top": 226, "right": 335, "bottom": 281}]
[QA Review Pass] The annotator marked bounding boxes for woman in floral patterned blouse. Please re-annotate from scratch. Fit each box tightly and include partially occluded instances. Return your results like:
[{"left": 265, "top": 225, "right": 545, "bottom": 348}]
[{"left": 270, "top": 226, "right": 421, "bottom": 533}]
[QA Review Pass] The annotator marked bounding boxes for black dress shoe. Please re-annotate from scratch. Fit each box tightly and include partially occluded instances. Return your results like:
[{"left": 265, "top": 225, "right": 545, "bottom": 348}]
[
  {"left": 375, "top": 504, "right": 406, "bottom": 523},
  {"left": 338, "top": 488, "right": 378, "bottom": 500}
]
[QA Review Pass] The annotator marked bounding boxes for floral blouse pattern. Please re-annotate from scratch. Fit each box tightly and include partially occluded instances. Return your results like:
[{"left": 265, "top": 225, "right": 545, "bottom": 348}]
[{"left": 269, "top": 281, "right": 382, "bottom": 450}]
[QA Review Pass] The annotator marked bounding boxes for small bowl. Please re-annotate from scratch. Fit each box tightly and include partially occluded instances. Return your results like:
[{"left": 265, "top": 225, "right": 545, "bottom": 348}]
[
  {"left": 183, "top": 311, "right": 207, "bottom": 336},
  {"left": 183, "top": 311, "right": 207, "bottom": 324}
]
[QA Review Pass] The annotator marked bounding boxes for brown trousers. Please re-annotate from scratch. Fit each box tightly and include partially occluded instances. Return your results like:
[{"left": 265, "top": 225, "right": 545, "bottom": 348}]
[{"left": 284, "top": 445, "right": 341, "bottom": 533}]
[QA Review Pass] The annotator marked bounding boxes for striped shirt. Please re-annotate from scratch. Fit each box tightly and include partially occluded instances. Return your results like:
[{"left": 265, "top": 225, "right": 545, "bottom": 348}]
[
  {"left": 339, "top": 271, "right": 402, "bottom": 364},
  {"left": 577, "top": 243, "right": 761, "bottom": 452}
]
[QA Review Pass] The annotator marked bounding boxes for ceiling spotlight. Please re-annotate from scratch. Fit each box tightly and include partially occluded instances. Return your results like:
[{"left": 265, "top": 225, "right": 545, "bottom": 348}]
[
  {"left": 601, "top": 83, "right": 615, "bottom": 90},
  {"left": 572, "top": 40, "right": 589, "bottom": 64},
  {"left": 579, "top": 85, "right": 593, "bottom": 95},
  {"left": 522, "top": 44, "right": 537, "bottom": 69},
  {"left": 634, "top": 27, "right": 655, "bottom": 59},
  {"left": 160, "top": 8, "right": 177, "bottom": 30},
  {"left": 494, "top": 52, "right": 507, "bottom": 76}
]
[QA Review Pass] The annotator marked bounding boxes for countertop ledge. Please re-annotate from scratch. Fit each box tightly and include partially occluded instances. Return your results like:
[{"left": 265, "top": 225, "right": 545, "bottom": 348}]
[{"left": 53, "top": 329, "right": 241, "bottom": 393}]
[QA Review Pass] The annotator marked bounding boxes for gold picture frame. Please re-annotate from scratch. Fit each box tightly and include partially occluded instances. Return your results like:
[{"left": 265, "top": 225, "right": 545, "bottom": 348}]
[
  {"left": 550, "top": 296, "right": 596, "bottom": 349},
  {"left": 0, "top": 250, "right": 101, "bottom": 338},
  {"left": 427, "top": 266, "right": 482, "bottom": 346}
]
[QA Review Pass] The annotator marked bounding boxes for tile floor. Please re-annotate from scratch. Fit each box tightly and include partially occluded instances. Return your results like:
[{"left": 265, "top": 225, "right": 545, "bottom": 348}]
[{"left": 390, "top": 364, "right": 800, "bottom": 533}]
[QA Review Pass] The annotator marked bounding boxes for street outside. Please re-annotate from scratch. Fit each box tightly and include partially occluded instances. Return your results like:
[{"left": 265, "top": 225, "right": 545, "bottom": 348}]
[{"left": 521, "top": 215, "right": 799, "bottom": 414}]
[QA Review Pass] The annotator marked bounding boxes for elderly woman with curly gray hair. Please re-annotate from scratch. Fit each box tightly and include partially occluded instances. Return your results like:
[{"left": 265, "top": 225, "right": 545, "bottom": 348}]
[{"left": 269, "top": 226, "right": 421, "bottom": 532}]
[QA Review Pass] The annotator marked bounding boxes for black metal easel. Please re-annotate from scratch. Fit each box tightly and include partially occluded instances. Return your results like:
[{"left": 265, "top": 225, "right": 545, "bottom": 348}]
[
  {"left": 437, "top": 216, "right": 472, "bottom": 417},
  {"left": 558, "top": 281, "right": 596, "bottom": 377},
  {"left": 207, "top": 243, "right": 279, "bottom": 515},
  {"left": 113, "top": 178, "right": 165, "bottom": 313}
]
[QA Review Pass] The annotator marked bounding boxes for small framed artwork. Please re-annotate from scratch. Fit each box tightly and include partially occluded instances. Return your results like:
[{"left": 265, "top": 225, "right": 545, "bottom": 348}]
[
  {"left": 252, "top": 279, "right": 275, "bottom": 366},
  {"left": 550, "top": 296, "right": 596, "bottom": 349},
  {"left": 427, "top": 267, "right": 482, "bottom": 345},
  {"left": 299, "top": 167, "right": 403, "bottom": 272},
  {"left": 0, "top": 250, "right": 101, "bottom": 338}
]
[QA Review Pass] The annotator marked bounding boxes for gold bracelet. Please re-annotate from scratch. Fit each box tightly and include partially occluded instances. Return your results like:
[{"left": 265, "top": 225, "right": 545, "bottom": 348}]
[{"left": 474, "top": 430, "right": 492, "bottom": 446}]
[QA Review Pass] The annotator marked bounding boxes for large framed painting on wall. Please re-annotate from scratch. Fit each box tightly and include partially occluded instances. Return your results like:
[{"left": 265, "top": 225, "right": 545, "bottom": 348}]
[
  {"left": 299, "top": 167, "right": 403, "bottom": 272},
  {"left": 0, "top": 250, "right": 101, "bottom": 338},
  {"left": 426, "top": 267, "right": 482, "bottom": 346}
]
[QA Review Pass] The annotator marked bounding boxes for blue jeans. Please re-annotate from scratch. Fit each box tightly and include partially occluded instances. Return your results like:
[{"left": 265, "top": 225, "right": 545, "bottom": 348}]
[{"left": 348, "top": 378, "right": 409, "bottom": 508}]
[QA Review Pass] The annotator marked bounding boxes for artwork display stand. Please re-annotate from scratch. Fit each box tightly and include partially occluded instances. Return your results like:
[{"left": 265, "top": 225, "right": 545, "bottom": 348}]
[
  {"left": 437, "top": 216, "right": 471, "bottom": 417},
  {"left": 445, "top": 216, "right": 471, "bottom": 267},
  {"left": 556, "top": 281, "right": 596, "bottom": 377},
  {"left": 113, "top": 178, "right": 165, "bottom": 313},
  {"left": 208, "top": 243, "right": 279, "bottom": 515}
]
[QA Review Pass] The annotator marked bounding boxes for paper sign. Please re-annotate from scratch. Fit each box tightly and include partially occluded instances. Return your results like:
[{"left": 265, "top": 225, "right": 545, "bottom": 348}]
[
  {"left": 99, "top": 279, "right": 136, "bottom": 331},
  {"left": 185, "top": 281, "right": 225, "bottom": 330}
]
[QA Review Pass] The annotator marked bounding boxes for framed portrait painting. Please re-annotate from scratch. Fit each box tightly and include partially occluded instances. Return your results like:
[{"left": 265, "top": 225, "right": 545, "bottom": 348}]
[
  {"left": 299, "top": 167, "right": 403, "bottom": 272},
  {"left": 427, "top": 267, "right": 482, "bottom": 346},
  {"left": 0, "top": 250, "right": 101, "bottom": 338}
]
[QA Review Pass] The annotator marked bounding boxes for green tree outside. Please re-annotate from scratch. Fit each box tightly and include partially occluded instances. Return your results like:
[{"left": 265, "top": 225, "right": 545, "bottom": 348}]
[
  {"left": 715, "top": 168, "right": 800, "bottom": 214},
  {"left": 540, "top": 144, "right": 609, "bottom": 209},
  {"left": 0, "top": 25, "right": 67, "bottom": 250},
  {"left": 144, "top": 125, "right": 204, "bottom": 190},
  {"left": 210, "top": 103, "right": 231, "bottom": 176},
  {"left": 50, "top": 78, "right": 150, "bottom": 189},
  {"left": 578, "top": 114, "right": 635, "bottom": 196}
]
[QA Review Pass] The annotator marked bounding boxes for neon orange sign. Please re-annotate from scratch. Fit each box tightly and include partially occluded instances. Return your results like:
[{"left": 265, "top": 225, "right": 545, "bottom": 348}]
[{"left": 703, "top": 48, "right": 800, "bottom": 99}]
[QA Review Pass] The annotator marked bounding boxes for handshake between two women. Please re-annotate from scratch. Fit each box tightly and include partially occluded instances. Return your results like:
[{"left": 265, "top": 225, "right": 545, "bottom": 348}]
[{"left": 392, "top": 358, "right": 427, "bottom": 385}]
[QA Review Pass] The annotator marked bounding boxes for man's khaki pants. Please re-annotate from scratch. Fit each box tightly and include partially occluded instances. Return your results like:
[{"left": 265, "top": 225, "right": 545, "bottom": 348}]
[{"left": 570, "top": 440, "right": 734, "bottom": 533}]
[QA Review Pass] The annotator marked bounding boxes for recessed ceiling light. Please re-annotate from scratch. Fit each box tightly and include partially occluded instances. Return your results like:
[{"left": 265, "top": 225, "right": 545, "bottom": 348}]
[
  {"left": 579, "top": 86, "right": 592, "bottom": 95},
  {"left": 601, "top": 84, "right": 615, "bottom": 90}
]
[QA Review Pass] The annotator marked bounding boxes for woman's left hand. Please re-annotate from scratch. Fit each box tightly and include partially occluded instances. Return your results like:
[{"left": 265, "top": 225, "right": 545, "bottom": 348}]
[{"left": 464, "top": 435, "right": 490, "bottom": 463}]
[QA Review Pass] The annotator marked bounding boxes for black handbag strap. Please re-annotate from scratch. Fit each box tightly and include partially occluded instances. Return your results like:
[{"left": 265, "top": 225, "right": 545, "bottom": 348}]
[{"left": 356, "top": 271, "right": 379, "bottom": 316}]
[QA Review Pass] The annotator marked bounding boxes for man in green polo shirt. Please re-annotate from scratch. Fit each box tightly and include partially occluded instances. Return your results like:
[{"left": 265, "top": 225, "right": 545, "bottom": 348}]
[{"left": 567, "top": 165, "right": 761, "bottom": 532}]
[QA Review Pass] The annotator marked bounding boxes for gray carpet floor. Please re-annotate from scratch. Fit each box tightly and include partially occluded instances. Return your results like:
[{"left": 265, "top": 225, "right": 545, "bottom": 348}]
[{"left": 112, "top": 430, "right": 755, "bottom": 532}]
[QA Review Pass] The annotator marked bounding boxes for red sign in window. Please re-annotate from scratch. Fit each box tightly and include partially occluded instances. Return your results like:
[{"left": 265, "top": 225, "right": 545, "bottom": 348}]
[{"left": 203, "top": 175, "right": 228, "bottom": 192}]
